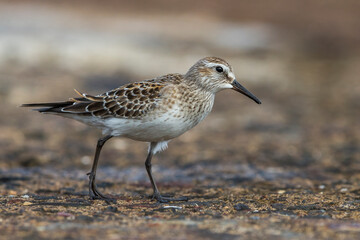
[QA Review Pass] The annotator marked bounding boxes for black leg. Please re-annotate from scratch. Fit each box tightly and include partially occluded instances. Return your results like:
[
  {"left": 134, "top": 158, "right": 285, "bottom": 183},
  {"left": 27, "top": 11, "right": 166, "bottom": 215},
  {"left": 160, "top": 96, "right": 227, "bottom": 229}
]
[
  {"left": 87, "top": 135, "right": 113, "bottom": 201},
  {"left": 145, "top": 142, "right": 188, "bottom": 203}
]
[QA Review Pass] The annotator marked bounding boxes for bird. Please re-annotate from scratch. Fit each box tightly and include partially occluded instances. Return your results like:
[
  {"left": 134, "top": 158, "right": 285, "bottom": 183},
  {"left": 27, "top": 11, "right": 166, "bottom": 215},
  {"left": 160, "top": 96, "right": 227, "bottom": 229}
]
[{"left": 22, "top": 57, "right": 261, "bottom": 203}]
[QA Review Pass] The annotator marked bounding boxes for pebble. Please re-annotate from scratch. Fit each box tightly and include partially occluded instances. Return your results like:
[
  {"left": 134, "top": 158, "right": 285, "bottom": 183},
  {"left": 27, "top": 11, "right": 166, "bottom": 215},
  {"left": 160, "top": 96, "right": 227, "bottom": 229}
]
[
  {"left": 8, "top": 190, "right": 17, "bottom": 195},
  {"left": 271, "top": 203, "right": 285, "bottom": 210},
  {"left": 163, "top": 206, "right": 182, "bottom": 210},
  {"left": 81, "top": 156, "right": 91, "bottom": 165},
  {"left": 234, "top": 203, "right": 251, "bottom": 211},
  {"left": 22, "top": 195, "right": 30, "bottom": 199},
  {"left": 57, "top": 212, "right": 73, "bottom": 217},
  {"left": 106, "top": 206, "right": 118, "bottom": 212}
]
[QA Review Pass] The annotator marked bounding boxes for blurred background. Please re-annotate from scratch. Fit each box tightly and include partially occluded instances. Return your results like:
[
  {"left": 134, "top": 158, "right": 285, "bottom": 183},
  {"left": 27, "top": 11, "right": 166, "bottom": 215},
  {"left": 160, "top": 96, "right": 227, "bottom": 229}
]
[
  {"left": 1, "top": 0, "right": 359, "bottom": 183},
  {"left": 1, "top": 1, "right": 360, "bottom": 239}
]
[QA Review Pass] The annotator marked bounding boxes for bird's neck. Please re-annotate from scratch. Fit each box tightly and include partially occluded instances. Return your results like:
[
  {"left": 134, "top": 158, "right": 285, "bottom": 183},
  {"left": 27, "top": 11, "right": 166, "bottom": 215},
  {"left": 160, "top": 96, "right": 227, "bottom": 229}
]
[{"left": 184, "top": 74, "right": 217, "bottom": 94}]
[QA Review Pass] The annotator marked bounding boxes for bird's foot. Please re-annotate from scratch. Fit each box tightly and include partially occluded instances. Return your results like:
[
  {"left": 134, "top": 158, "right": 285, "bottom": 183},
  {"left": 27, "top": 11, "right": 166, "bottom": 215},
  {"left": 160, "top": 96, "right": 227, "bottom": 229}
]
[
  {"left": 87, "top": 172, "right": 116, "bottom": 203},
  {"left": 152, "top": 193, "right": 188, "bottom": 203}
]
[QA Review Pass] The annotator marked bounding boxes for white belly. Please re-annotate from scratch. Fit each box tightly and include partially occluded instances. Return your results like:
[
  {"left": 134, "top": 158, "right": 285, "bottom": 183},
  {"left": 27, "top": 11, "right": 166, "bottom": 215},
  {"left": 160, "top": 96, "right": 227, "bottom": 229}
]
[
  {"left": 70, "top": 93, "right": 215, "bottom": 142},
  {"left": 102, "top": 111, "right": 207, "bottom": 142}
]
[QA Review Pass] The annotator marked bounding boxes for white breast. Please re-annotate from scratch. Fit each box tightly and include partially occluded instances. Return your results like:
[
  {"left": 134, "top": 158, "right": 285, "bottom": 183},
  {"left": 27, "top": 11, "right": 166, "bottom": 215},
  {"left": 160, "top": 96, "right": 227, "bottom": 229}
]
[
  {"left": 103, "top": 100, "right": 213, "bottom": 142},
  {"left": 69, "top": 90, "right": 215, "bottom": 142}
]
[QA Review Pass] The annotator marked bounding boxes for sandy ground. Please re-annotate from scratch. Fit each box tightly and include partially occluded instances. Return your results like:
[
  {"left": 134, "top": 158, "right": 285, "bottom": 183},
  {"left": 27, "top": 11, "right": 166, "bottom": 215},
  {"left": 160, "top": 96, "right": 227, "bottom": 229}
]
[{"left": 0, "top": 1, "right": 360, "bottom": 239}]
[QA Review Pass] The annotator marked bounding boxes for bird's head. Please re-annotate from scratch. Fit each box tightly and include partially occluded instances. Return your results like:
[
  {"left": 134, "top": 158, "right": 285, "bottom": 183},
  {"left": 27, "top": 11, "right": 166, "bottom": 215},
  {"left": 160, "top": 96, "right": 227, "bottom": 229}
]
[{"left": 185, "top": 57, "right": 261, "bottom": 104}]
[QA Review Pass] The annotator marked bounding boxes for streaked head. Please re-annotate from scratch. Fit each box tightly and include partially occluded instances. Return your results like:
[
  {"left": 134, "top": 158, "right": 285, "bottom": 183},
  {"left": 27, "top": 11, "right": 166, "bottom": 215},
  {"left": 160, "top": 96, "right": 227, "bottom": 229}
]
[{"left": 185, "top": 57, "right": 261, "bottom": 104}]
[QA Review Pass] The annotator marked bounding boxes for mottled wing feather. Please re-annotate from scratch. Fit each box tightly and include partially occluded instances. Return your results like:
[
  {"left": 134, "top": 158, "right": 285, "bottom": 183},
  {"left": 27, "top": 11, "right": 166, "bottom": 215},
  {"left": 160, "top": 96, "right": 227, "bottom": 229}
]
[
  {"left": 22, "top": 74, "right": 183, "bottom": 117},
  {"left": 61, "top": 82, "right": 164, "bottom": 118},
  {"left": 102, "top": 82, "right": 166, "bottom": 118},
  {"left": 58, "top": 74, "right": 184, "bottom": 118}
]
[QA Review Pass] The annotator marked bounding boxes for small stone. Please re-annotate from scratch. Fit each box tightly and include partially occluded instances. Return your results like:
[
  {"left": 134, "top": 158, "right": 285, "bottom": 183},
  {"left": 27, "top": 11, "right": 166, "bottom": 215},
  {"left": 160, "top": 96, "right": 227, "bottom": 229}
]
[
  {"left": 271, "top": 203, "right": 285, "bottom": 210},
  {"left": 234, "top": 203, "right": 251, "bottom": 211},
  {"left": 318, "top": 185, "right": 325, "bottom": 190},
  {"left": 277, "top": 190, "right": 286, "bottom": 194},
  {"left": 22, "top": 195, "right": 30, "bottom": 199},
  {"left": 106, "top": 206, "right": 118, "bottom": 212},
  {"left": 340, "top": 188, "right": 348, "bottom": 193},
  {"left": 8, "top": 190, "right": 17, "bottom": 195},
  {"left": 163, "top": 206, "right": 182, "bottom": 210},
  {"left": 23, "top": 201, "right": 32, "bottom": 206},
  {"left": 81, "top": 156, "right": 91, "bottom": 165},
  {"left": 57, "top": 212, "right": 75, "bottom": 219}
]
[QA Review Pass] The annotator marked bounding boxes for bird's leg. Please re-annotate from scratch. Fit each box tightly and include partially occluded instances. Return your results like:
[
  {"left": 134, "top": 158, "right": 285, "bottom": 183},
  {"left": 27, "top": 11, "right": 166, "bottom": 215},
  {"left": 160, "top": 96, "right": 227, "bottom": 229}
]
[
  {"left": 145, "top": 142, "right": 188, "bottom": 203},
  {"left": 87, "top": 135, "right": 113, "bottom": 201}
]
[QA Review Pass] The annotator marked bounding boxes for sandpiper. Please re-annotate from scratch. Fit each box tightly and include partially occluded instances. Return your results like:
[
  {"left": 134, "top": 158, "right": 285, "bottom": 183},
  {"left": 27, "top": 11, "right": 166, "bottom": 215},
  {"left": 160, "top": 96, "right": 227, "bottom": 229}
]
[{"left": 22, "top": 57, "right": 261, "bottom": 203}]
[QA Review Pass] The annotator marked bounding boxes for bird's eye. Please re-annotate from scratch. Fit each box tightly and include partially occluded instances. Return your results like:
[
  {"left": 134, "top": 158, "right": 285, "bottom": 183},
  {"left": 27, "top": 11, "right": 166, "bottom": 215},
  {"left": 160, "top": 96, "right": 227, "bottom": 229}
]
[{"left": 216, "top": 66, "right": 223, "bottom": 73}]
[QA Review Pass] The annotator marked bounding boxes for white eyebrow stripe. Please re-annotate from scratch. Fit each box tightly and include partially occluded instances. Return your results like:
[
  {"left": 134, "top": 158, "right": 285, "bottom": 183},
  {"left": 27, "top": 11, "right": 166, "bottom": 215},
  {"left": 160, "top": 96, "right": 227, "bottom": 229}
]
[
  {"left": 204, "top": 62, "right": 228, "bottom": 70},
  {"left": 204, "top": 62, "right": 235, "bottom": 79}
]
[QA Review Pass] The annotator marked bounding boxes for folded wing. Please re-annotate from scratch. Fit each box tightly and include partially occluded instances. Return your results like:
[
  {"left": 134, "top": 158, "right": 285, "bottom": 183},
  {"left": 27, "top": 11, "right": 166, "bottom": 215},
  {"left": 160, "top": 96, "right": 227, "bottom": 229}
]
[{"left": 22, "top": 82, "right": 166, "bottom": 119}]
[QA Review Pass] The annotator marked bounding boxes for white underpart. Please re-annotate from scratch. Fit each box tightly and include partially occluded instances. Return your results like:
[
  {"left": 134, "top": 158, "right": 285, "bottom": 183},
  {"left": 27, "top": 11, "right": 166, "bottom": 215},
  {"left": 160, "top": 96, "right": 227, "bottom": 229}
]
[
  {"left": 102, "top": 116, "right": 191, "bottom": 141},
  {"left": 149, "top": 141, "right": 170, "bottom": 155},
  {"left": 66, "top": 96, "right": 214, "bottom": 143}
]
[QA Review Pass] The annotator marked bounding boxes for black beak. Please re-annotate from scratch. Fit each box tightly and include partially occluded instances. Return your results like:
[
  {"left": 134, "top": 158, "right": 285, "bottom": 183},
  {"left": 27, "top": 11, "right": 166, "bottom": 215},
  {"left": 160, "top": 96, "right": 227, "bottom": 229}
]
[{"left": 232, "top": 80, "right": 261, "bottom": 104}]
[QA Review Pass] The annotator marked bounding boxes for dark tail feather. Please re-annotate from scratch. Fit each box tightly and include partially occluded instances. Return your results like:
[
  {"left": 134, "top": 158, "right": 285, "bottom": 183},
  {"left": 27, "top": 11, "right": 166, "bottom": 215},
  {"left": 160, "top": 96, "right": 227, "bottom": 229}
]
[{"left": 21, "top": 101, "right": 74, "bottom": 113}]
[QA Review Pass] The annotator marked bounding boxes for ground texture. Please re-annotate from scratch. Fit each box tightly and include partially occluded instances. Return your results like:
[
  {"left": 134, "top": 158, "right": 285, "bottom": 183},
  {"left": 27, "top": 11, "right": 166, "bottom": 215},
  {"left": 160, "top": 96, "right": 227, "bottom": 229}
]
[{"left": 0, "top": 1, "right": 360, "bottom": 239}]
